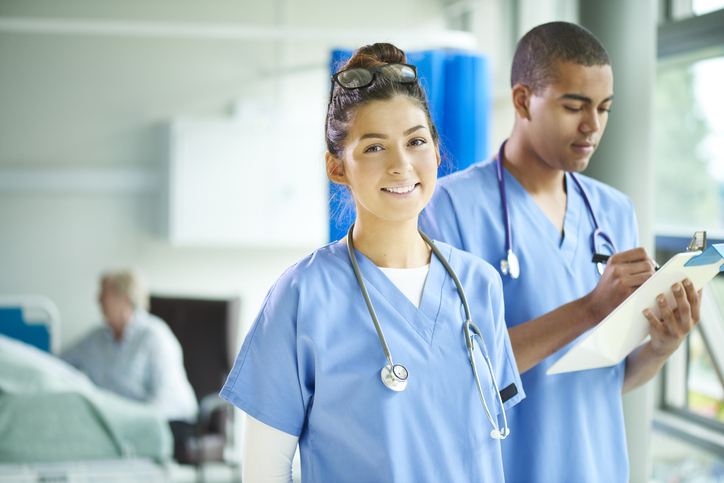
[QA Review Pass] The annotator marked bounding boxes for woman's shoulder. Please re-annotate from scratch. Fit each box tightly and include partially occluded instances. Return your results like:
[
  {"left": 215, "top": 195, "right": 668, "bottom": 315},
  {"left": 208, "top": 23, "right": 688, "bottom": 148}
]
[
  {"left": 276, "top": 241, "right": 350, "bottom": 284},
  {"left": 432, "top": 240, "right": 501, "bottom": 280},
  {"left": 257, "top": 241, "right": 353, "bottom": 308}
]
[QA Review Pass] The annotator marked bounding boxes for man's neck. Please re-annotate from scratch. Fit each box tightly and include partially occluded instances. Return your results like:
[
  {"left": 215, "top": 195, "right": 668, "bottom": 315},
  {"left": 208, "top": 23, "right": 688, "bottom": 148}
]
[
  {"left": 502, "top": 132, "right": 568, "bottom": 235},
  {"left": 502, "top": 131, "right": 566, "bottom": 196}
]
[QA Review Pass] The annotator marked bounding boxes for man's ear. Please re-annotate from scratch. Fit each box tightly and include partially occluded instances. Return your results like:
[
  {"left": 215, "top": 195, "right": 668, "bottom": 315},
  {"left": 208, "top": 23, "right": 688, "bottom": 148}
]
[
  {"left": 325, "top": 152, "right": 348, "bottom": 185},
  {"left": 511, "top": 83, "right": 533, "bottom": 120}
]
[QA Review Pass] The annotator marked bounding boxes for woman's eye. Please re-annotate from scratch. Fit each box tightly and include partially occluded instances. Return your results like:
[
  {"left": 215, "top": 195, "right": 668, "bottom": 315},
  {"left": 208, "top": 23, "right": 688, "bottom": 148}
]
[
  {"left": 564, "top": 106, "right": 582, "bottom": 112},
  {"left": 364, "top": 145, "right": 383, "bottom": 153},
  {"left": 409, "top": 138, "right": 427, "bottom": 146},
  {"left": 599, "top": 106, "right": 611, "bottom": 113}
]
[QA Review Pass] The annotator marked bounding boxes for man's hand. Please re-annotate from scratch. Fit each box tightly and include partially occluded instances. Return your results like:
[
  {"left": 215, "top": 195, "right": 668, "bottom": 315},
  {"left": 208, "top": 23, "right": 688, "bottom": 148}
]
[
  {"left": 623, "top": 278, "right": 702, "bottom": 393},
  {"left": 585, "top": 247, "right": 657, "bottom": 324},
  {"left": 510, "top": 247, "right": 657, "bottom": 373},
  {"left": 643, "top": 278, "right": 702, "bottom": 358}
]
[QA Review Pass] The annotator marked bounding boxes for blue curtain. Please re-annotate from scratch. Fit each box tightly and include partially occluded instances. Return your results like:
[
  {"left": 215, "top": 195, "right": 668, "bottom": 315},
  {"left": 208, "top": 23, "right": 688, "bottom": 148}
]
[{"left": 328, "top": 49, "right": 491, "bottom": 243}]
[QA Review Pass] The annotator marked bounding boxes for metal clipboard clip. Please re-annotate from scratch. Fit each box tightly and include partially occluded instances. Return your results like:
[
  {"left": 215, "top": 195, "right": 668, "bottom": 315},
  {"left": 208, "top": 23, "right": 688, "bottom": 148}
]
[{"left": 687, "top": 231, "right": 707, "bottom": 253}]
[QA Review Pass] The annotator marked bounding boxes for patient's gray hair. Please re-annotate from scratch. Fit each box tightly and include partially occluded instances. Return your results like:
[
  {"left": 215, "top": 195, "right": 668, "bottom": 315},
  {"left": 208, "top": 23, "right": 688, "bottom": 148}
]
[{"left": 101, "top": 269, "right": 149, "bottom": 311}]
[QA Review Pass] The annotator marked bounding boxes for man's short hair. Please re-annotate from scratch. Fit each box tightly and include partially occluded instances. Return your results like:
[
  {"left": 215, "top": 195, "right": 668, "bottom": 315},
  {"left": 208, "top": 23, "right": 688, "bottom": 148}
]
[
  {"left": 101, "top": 269, "right": 149, "bottom": 310},
  {"left": 511, "top": 21, "right": 610, "bottom": 93}
]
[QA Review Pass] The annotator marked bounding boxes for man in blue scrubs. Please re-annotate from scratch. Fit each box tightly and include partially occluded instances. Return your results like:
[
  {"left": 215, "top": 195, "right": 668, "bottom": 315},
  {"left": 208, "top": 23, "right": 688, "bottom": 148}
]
[{"left": 420, "top": 21, "right": 701, "bottom": 482}]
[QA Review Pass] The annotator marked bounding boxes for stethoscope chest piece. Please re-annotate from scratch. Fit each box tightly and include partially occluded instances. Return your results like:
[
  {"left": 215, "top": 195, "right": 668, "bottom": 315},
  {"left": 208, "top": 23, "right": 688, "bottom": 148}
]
[
  {"left": 381, "top": 363, "right": 408, "bottom": 392},
  {"left": 500, "top": 250, "right": 520, "bottom": 279},
  {"left": 348, "top": 224, "right": 509, "bottom": 439}
]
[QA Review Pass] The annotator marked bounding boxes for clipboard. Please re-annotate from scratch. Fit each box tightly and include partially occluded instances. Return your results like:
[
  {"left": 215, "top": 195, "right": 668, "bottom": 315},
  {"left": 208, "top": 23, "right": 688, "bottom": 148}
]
[{"left": 547, "top": 243, "right": 724, "bottom": 375}]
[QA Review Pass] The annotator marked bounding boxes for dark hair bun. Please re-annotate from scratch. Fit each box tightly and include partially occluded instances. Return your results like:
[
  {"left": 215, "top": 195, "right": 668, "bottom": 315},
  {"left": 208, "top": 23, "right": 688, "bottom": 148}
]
[
  {"left": 343, "top": 43, "right": 408, "bottom": 70},
  {"left": 325, "top": 42, "right": 437, "bottom": 163}
]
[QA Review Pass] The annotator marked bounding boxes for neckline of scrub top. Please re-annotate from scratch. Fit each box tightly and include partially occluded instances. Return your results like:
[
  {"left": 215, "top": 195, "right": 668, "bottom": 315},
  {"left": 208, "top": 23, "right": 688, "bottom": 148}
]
[
  {"left": 331, "top": 240, "right": 447, "bottom": 346},
  {"left": 378, "top": 264, "right": 430, "bottom": 308},
  {"left": 499, "top": 167, "right": 583, "bottom": 266}
]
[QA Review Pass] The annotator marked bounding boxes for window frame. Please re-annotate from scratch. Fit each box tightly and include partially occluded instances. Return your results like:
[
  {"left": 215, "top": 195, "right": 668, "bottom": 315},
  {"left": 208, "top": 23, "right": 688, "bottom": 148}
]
[
  {"left": 658, "top": 5, "right": 724, "bottom": 58},
  {"left": 654, "top": 234, "right": 724, "bottom": 453}
]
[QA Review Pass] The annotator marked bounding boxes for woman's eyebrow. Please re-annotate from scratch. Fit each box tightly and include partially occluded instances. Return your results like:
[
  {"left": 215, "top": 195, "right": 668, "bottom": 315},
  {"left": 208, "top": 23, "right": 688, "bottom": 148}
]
[
  {"left": 359, "top": 125, "right": 427, "bottom": 141},
  {"left": 359, "top": 132, "right": 387, "bottom": 141},
  {"left": 404, "top": 125, "right": 426, "bottom": 135}
]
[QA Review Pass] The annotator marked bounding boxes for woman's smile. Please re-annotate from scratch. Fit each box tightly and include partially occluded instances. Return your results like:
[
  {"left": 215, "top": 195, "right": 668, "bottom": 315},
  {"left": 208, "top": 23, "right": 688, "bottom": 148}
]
[{"left": 382, "top": 183, "right": 420, "bottom": 195}]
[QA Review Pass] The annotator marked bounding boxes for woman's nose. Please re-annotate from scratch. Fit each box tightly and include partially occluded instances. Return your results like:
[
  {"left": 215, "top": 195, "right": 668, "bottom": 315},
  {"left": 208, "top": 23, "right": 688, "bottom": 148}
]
[{"left": 388, "top": 149, "right": 413, "bottom": 175}]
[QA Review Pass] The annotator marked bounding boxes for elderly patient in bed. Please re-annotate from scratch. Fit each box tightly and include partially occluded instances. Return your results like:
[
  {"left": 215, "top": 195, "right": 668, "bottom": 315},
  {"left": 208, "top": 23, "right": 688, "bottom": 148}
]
[
  {"left": 0, "top": 333, "right": 173, "bottom": 463},
  {"left": 61, "top": 269, "right": 199, "bottom": 452}
]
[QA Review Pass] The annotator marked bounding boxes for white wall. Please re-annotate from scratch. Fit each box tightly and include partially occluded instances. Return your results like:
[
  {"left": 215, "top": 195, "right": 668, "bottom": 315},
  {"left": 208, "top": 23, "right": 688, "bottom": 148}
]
[
  {"left": 465, "top": 0, "right": 578, "bottom": 155},
  {"left": 0, "top": 0, "right": 455, "bottom": 349}
]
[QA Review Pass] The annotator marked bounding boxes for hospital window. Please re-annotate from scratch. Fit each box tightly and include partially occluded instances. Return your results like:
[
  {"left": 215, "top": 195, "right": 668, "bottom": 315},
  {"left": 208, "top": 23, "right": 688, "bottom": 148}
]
[
  {"left": 652, "top": 2, "right": 724, "bottom": 479},
  {"left": 668, "top": 0, "right": 724, "bottom": 20},
  {"left": 655, "top": 255, "right": 724, "bottom": 424},
  {"left": 653, "top": 52, "right": 724, "bottom": 235}
]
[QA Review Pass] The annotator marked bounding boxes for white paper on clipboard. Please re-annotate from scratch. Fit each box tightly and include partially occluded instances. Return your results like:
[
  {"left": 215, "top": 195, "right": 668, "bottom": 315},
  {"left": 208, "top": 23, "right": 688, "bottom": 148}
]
[{"left": 547, "top": 244, "right": 724, "bottom": 375}]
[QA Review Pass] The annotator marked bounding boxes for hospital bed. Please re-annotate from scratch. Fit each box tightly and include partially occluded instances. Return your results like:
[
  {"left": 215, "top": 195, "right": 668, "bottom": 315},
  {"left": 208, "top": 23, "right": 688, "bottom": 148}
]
[
  {"left": 0, "top": 294, "right": 61, "bottom": 354},
  {"left": 0, "top": 296, "right": 200, "bottom": 483}
]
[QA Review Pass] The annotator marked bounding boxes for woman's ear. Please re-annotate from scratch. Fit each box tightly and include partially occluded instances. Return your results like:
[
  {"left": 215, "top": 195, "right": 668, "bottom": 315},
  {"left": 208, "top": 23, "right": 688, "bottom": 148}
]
[
  {"left": 511, "top": 83, "right": 533, "bottom": 120},
  {"left": 435, "top": 145, "right": 441, "bottom": 167},
  {"left": 325, "top": 152, "right": 348, "bottom": 185}
]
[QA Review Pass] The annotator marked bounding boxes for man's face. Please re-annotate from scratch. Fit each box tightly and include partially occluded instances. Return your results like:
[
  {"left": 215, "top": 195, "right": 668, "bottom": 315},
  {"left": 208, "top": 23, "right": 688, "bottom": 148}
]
[
  {"left": 98, "top": 280, "right": 131, "bottom": 335},
  {"left": 525, "top": 61, "right": 614, "bottom": 173}
]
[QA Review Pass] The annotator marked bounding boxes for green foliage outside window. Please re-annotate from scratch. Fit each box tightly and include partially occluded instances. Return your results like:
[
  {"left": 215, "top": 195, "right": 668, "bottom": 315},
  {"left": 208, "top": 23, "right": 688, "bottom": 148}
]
[{"left": 654, "top": 59, "right": 721, "bottom": 231}]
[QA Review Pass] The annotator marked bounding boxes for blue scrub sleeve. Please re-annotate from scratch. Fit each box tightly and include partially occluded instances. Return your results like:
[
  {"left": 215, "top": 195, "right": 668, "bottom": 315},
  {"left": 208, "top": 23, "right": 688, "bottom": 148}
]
[{"left": 220, "top": 274, "right": 310, "bottom": 437}]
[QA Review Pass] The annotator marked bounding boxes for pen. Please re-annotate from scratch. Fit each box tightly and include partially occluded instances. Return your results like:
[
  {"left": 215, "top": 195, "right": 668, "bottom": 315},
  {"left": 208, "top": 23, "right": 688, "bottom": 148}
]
[
  {"left": 592, "top": 253, "right": 611, "bottom": 264},
  {"left": 592, "top": 253, "right": 660, "bottom": 271}
]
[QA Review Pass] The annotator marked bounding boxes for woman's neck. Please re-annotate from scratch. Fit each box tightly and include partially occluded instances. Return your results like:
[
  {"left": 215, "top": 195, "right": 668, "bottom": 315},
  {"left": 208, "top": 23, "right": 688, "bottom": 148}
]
[{"left": 348, "top": 216, "right": 431, "bottom": 269}]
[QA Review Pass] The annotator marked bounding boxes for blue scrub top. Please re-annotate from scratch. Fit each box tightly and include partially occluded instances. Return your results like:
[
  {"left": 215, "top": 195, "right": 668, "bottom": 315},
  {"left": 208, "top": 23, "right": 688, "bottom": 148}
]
[
  {"left": 420, "top": 158, "right": 639, "bottom": 483},
  {"left": 221, "top": 240, "right": 524, "bottom": 482}
]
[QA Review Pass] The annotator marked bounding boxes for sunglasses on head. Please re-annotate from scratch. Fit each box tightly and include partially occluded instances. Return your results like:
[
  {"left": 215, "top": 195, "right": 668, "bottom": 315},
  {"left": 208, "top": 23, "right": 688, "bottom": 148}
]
[{"left": 328, "top": 63, "right": 418, "bottom": 104}]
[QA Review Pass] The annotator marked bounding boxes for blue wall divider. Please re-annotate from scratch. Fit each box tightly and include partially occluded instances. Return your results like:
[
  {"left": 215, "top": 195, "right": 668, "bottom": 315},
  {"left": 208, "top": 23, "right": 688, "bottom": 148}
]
[{"left": 327, "top": 48, "right": 491, "bottom": 242}]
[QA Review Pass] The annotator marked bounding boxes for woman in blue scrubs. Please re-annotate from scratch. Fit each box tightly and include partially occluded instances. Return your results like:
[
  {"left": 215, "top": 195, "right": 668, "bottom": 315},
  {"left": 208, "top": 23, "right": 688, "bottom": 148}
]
[{"left": 220, "top": 43, "right": 523, "bottom": 482}]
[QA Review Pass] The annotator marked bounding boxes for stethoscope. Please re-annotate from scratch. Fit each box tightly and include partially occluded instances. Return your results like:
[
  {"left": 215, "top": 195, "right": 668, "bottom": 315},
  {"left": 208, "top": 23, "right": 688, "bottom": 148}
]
[
  {"left": 496, "top": 140, "right": 618, "bottom": 278},
  {"left": 346, "top": 224, "right": 510, "bottom": 440}
]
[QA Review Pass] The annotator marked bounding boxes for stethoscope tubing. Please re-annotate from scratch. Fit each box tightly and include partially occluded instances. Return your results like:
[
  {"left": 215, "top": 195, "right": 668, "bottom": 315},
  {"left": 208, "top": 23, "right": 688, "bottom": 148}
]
[
  {"left": 465, "top": 320, "right": 509, "bottom": 438},
  {"left": 347, "top": 226, "right": 396, "bottom": 369},
  {"left": 346, "top": 223, "right": 509, "bottom": 439},
  {"left": 496, "top": 140, "right": 617, "bottom": 276},
  {"left": 496, "top": 142, "right": 514, "bottom": 255}
]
